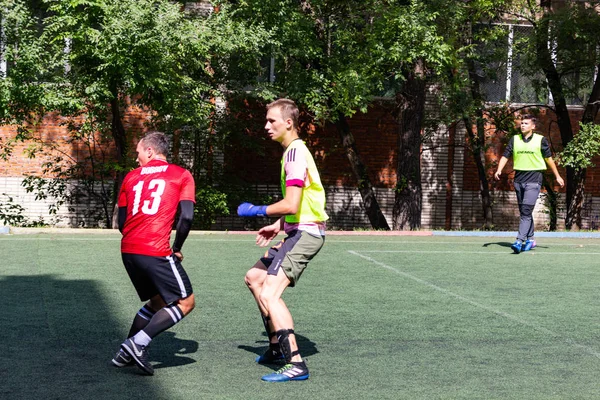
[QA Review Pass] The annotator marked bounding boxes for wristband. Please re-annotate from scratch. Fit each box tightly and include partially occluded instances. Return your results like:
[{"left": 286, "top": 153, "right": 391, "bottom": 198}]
[{"left": 237, "top": 202, "right": 268, "bottom": 217}]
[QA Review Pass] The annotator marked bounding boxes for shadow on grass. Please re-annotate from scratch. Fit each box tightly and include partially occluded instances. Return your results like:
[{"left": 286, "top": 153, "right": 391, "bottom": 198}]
[
  {"left": 0, "top": 275, "right": 197, "bottom": 399},
  {"left": 152, "top": 331, "right": 198, "bottom": 369},
  {"left": 483, "top": 242, "right": 545, "bottom": 253},
  {"left": 483, "top": 242, "right": 514, "bottom": 249}
]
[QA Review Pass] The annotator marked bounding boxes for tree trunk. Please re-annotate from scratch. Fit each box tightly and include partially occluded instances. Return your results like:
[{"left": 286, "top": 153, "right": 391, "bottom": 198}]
[
  {"left": 582, "top": 63, "right": 600, "bottom": 125},
  {"left": 542, "top": 179, "right": 558, "bottom": 231},
  {"left": 335, "top": 112, "right": 390, "bottom": 230},
  {"left": 444, "top": 123, "right": 456, "bottom": 230},
  {"left": 392, "top": 61, "right": 425, "bottom": 230},
  {"left": 110, "top": 96, "right": 128, "bottom": 229},
  {"left": 465, "top": 57, "right": 494, "bottom": 229},
  {"left": 535, "top": 15, "right": 578, "bottom": 228},
  {"left": 463, "top": 117, "right": 494, "bottom": 229},
  {"left": 566, "top": 168, "right": 585, "bottom": 230},
  {"left": 563, "top": 64, "right": 600, "bottom": 230}
]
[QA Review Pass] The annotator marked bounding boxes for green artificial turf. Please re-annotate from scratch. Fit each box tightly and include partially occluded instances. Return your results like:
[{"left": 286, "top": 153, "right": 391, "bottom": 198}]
[{"left": 2, "top": 234, "right": 600, "bottom": 399}]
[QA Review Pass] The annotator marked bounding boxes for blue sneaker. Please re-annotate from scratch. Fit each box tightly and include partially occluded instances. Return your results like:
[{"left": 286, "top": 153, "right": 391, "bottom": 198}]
[
  {"left": 523, "top": 239, "right": 536, "bottom": 251},
  {"left": 261, "top": 361, "right": 309, "bottom": 382},
  {"left": 511, "top": 240, "right": 523, "bottom": 254}
]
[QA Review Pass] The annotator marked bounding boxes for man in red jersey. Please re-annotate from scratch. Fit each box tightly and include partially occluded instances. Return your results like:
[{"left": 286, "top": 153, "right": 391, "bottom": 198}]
[{"left": 111, "top": 131, "right": 196, "bottom": 375}]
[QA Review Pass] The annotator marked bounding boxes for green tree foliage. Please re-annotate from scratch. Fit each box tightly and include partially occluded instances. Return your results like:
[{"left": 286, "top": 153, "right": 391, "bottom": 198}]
[
  {"left": 367, "top": 0, "right": 460, "bottom": 229},
  {"left": 509, "top": 1, "right": 600, "bottom": 229},
  {"left": 218, "top": 0, "right": 392, "bottom": 229},
  {"left": 559, "top": 123, "right": 600, "bottom": 171},
  {"left": 0, "top": 193, "right": 27, "bottom": 225},
  {"left": 436, "top": 1, "right": 514, "bottom": 230},
  {"left": 0, "top": 0, "right": 269, "bottom": 227}
]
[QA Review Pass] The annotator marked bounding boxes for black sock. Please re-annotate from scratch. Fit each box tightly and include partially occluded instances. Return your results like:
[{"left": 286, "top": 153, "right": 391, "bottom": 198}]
[
  {"left": 142, "top": 304, "right": 184, "bottom": 339},
  {"left": 127, "top": 304, "right": 156, "bottom": 338}
]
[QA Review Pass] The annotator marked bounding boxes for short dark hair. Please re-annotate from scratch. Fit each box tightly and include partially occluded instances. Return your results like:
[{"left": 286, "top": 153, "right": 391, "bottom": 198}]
[
  {"left": 521, "top": 114, "right": 537, "bottom": 124},
  {"left": 141, "top": 131, "right": 169, "bottom": 156},
  {"left": 267, "top": 98, "right": 300, "bottom": 130}
]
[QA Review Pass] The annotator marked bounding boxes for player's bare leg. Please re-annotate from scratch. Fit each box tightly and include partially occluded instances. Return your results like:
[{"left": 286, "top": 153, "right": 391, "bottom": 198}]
[
  {"left": 245, "top": 261, "right": 283, "bottom": 363},
  {"left": 259, "top": 269, "right": 309, "bottom": 381}
]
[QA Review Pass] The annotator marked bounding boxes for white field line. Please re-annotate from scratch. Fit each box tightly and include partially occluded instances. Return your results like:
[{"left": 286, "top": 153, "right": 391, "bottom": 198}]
[
  {"left": 348, "top": 250, "right": 600, "bottom": 359},
  {"left": 356, "top": 250, "right": 600, "bottom": 255},
  {"left": 326, "top": 241, "right": 600, "bottom": 246}
]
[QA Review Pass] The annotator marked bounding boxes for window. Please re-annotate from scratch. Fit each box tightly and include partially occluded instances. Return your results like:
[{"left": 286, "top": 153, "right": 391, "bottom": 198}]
[
  {"left": 477, "top": 23, "right": 595, "bottom": 106},
  {"left": 477, "top": 24, "right": 547, "bottom": 104}
]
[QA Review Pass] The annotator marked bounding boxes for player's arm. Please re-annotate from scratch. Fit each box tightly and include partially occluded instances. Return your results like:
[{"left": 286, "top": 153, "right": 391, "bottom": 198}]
[
  {"left": 237, "top": 186, "right": 302, "bottom": 217},
  {"left": 172, "top": 200, "right": 194, "bottom": 258},
  {"left": 268, "top": 185, "right": 302, "bottom": 216},
  {"left": 494, "top": 137, "right": 514, "bottom": 180},
  {"left": 118, "top": 207, "right": 127, "bottom": 233},
  {"left": 238, "top": 147, "right": 305, "bottom": 218},
  {"left": 256, "top": 217, "right": 284, "bottom": 247},
  {"left": 117, "top": 175, "right": 131, "bottom": 233},
  {"left": 540, "top": 137, "right": 565, "bottom": 188},
  {"left": 494, "top": 156, "right": 509, "bottom": 180},
  {"left": 544, "top": 157, "right": 565, "bottom": 187}
]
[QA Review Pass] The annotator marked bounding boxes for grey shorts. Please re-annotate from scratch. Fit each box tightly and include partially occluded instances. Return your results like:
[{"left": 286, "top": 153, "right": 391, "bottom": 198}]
[{"left": 260, "top": 230, "right": 324, "bottom": 287}]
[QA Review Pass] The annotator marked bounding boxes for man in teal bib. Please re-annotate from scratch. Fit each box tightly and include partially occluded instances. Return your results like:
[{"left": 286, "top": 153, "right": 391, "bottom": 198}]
[{"left": 494, "top": 114, "right": 564, "bottom": 253}]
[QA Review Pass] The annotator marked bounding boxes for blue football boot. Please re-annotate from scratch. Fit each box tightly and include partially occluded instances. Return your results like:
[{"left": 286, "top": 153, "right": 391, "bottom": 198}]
[
  {"left": 522, "top": 239, "right": 536, "bottom": 251},
  {"left": 261, "top": 361, "right": 309, "bottom": 382},
  {"left": 511, "top": 240, "right": 523, "bottom": 254}
]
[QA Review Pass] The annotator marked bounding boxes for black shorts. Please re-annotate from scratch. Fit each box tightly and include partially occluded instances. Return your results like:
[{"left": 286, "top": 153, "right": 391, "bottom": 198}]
[{"left": 122, "top": 253, "right": 193, "bottom": 304}]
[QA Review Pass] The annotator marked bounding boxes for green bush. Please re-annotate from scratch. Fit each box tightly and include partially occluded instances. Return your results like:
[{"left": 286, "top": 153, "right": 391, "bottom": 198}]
[{"left": 193, "top": 186, "right": 230, "bottom": 230}]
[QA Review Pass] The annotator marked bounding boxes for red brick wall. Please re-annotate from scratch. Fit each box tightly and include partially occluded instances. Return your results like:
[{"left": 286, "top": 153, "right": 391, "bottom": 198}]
[
  {"left": 3, "top": 98, "right": 600, "bottom": 230},
  {"left": 0, "top": 105, "right": 151, "bottom": 177},
  {"left": 2, "top": 101, "right": 596, "bottom": 192},
  {"left": 222, "top": 99, "right": 398, "bottom": 188}
]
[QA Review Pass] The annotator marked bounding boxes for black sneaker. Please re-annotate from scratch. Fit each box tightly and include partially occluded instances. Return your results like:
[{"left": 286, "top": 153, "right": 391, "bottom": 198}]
[
  {"left": 111, "top": 348, "right": 133, "bottom": 367},
  {"left": 255, "top": 345, "right": 285, "bottom": 364},
  {"left": 261, "top": 361, "right": 309, "bottom": 382},
  {"left": 121, "top": 338, "right": 154, "bottom": 375}
]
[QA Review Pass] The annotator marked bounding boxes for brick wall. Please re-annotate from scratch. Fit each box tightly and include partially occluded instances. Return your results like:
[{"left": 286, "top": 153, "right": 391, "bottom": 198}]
[
  {"left": 2, "top": 99, "right": 600, "bottom": 231},
  {"left": 0, "top": 104, "right": 150, "bottom": 227}
]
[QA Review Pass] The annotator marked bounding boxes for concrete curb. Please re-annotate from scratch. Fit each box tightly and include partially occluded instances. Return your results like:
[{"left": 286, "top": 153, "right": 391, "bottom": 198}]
[
  {"left": 3, "top": 227, "right": 600, "bottom": 238},
  {"left": 4, "top": 228, "right": 434, "bottom": 236},
  {"left": 432, "top": 230, "right": 600, "bottom": 239}
]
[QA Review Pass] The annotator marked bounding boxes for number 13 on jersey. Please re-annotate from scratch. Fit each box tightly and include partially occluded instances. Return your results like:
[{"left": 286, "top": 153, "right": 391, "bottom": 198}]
[{"left": 132, "top": 179, "right": 166, "bottom": 215}]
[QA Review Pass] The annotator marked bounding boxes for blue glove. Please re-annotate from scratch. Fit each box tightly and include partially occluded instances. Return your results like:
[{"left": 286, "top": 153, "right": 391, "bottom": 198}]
[{"left": 237, "top": 202, "right": 268, "bottom": 217}]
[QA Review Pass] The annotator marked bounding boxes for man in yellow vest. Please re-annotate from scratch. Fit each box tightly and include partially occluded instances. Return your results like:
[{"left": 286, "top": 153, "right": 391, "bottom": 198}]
[
  {"left": 494, "top": 114, "right": 564, "bottom": 253},
  {"left": 237, "top": 98, "right": 328, "bottom": 381}
]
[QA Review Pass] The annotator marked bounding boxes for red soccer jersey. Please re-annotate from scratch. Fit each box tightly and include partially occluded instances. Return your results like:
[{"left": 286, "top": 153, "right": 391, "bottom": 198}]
[{"left": 119, "top": 159, "right": 196, "bottom": 256}]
